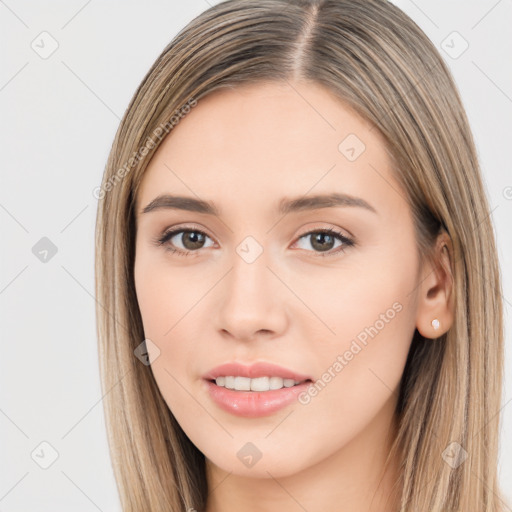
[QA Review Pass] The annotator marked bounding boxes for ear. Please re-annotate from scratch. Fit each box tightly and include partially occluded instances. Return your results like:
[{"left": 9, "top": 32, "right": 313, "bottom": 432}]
[{"left": 415, "top": 231, "right": 455, "bottom": 339}]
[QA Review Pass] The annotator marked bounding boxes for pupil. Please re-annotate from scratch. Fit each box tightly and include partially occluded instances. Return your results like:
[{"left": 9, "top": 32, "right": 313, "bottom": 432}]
[
  {"left": 184, "top": 231, "right": 205, "bottom": 250},
  {"left": 312, "top": 233, "right": 334, "bottom": 252}
]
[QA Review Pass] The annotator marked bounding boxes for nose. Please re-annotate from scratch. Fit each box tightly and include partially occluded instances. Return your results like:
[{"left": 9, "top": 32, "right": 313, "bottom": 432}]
[{"left": 214, "top": 248, "right": 289, "bottom": 342}]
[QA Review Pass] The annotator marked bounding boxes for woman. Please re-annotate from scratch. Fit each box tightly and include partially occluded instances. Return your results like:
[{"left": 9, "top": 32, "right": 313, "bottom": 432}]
[{"left": 94, "top": 0, "right": 507, "bottom": 510}]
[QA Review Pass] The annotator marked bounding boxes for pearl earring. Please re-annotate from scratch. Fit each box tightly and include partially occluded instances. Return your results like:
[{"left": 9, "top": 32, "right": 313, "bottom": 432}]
[{"left": 431, "top": 318, "right": 440, "bottom": 330}]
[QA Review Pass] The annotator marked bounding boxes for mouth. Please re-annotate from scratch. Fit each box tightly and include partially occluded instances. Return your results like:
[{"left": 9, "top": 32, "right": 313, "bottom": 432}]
[
  {"left": 203, "top": 361, "right": 314, "bottom": 389},
  {"left": 203, "top": 376, "right": 314, "bottom": 417},
  {"left": 206, "top": 376, "right": 314, "bottom": 392}
]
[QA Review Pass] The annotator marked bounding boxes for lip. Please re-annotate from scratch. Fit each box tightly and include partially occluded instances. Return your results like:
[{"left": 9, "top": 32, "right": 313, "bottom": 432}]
[
  {"left": 202, "top": 362, "right": 314, "bottom": 418},
  {"left": 203, "top": 379, "right": 313, "bottom": 418},
  {"left": 203, "top": 361, "right": 313, "bottom": 382}
]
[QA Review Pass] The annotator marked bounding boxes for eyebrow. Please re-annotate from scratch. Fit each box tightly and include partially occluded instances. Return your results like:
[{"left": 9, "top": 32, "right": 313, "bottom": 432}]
[{"left": 140, "top": 192, "right": 377, "bottom": 216}]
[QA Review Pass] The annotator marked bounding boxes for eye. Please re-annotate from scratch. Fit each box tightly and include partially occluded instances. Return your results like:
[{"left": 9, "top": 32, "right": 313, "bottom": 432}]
[
  {"left": 154, "top": 225, "right": 355, "bottom": 258},
  {"left": 292, "top": 228, "right": 355, "bottom": 257},
  {"left": 155, "top": 227, "right": 215, "bottom": 256}
]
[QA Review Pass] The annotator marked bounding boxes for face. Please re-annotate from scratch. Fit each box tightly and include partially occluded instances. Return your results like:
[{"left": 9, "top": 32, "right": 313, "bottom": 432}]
[{"left": 134, "top": 81, "right": 421, "bottom": 479}]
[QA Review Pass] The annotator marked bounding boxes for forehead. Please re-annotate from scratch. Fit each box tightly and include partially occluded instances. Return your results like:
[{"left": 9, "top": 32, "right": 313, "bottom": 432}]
[{"left": 136, "top": 81, "right": 403, "bottom": 218}]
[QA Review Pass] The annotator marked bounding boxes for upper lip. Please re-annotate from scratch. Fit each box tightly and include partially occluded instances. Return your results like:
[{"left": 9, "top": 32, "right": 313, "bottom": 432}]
[{"left": 203, "top": 362, "right": 313, "bottom": 382}]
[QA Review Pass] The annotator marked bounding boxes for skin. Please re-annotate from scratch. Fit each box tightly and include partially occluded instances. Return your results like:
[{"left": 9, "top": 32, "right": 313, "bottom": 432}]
[{"left": 133, "top": 81, "right": 454, "bottom": 512}]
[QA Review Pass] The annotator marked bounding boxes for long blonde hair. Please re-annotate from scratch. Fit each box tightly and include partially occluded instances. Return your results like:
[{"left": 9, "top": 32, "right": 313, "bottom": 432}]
[{"left": 94, "top": 0, "right": 506, "bottom": 510}]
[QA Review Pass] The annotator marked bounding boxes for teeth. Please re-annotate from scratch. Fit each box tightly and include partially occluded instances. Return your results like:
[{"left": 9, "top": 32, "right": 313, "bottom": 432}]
[{"left": 214, "top": 376, "right": 304, "bottom": 391}]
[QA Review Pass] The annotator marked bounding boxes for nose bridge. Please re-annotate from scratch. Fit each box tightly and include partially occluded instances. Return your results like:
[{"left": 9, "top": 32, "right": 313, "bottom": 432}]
[
  {"left": 215, "top": 237, "right": 288, "bottom": 340},
  {"left": 230, "top": 244, "right": 269, "bottom": 299}
]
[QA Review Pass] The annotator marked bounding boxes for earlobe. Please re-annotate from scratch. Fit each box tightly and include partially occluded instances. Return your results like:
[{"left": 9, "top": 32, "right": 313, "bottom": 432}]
[{"left": 415, "top": 232, "right": 455, "bottom": 339}]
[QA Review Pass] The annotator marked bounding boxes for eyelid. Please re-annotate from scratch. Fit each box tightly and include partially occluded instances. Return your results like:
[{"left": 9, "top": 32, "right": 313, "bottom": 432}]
[
  {"left": 294, "top": 222, "right": 354, "bottom": 241},
  {"left": 156, "top": 223, "right": 216, "bottom": 243}
]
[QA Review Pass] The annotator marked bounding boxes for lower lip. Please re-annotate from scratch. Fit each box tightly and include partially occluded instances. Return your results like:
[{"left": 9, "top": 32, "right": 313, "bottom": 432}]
[{"left": 203, "top": 379, "right": 312, "bottom": 418}]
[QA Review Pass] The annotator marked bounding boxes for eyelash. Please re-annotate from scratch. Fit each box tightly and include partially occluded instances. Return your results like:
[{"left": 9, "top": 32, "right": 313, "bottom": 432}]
[{"left": 154, "top": 226, "right": 355, "bottom": 258}]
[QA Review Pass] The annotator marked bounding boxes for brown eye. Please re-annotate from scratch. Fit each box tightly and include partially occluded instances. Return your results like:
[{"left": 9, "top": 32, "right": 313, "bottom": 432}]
[
  {"left": 176, "top": 231, "right": 207, "bottom": 250},
  {"left": 294, "top": 229, "right": 354, "bottom": 256},
  {"left": 157, "top": 228, "right": 215, "bottom": 255},
  {"left": 309, "top": 232, "right": 337, "bottom": 252}
]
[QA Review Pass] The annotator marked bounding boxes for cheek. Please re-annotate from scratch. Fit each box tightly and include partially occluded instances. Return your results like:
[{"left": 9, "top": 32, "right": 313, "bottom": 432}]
[
  {"left": 287, "top": 301, "right": 415, "bottom": 473},
  {"left": 291, "top": 231, "right": 418, "bottom": 347},
  {"left": 134, "top": 247, "right": 201, "bottom": 337},
  {"left": 133, "top": 250, "right": 208, "bottom": 412},
  {"left": 294, "top": 242, "right": 418, "bottom": 431}
]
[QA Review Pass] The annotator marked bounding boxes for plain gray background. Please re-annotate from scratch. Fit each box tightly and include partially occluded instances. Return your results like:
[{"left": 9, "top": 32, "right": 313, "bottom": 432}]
[{"left": 1, "top": 1, "right": 511, "bottom": 510}]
